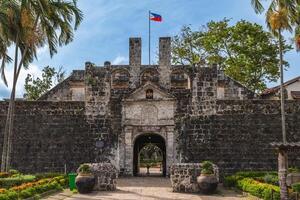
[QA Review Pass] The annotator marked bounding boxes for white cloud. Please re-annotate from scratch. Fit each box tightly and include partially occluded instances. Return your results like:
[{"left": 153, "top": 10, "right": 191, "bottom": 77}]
[
  {"left": 37, "top": 45, "right": 48, "bottom": 57},
  {"left": 0, "top": 64, "right": 43, "bottom": 99},
  {"left": 112, "top": 55, "right": 128, "bottom": 65}
]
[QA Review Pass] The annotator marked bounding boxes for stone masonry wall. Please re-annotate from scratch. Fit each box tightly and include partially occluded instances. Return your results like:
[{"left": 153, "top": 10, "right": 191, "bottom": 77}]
[
  {"left": 84, "top": 62, "right": 117, "bottom": 165},
  {"left": 179, "top": 100, "right": 300, "bottom": 178},
  {"left": 0, "top": 101, "right": 93, "bottom": 173},
  {"left": 192, "top": 65, "right": 218, "bottom": 116},
  {"left": 110, "top": 88, "right": 130, "bottom": 172},
  {"left": 217, "top": 70, "right": 254, "bottom": 100},
  {"left": 39, "top": 70, "right": 85, "bottom": 101}
]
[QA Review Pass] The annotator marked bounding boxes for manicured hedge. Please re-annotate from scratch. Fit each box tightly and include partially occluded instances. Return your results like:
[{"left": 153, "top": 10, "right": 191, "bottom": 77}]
[
  {"left": 255, "top": 174, "right": 279, "bottom": 186},
  {"left": 237, "top": 178, "right": 280, "bottom": 200},
  {"left": 0, "top": 175, "right": 36, "bottom": 189},
  {"left": 34, "top": 173, "right": 63, "bottom": 180},
  {"left": 0, "top": 176, "right": 66, "bottom": 200},
  {"left": 0, "top": 174, "right": 9, "bottom": 179},
  {"left": 223, "top": 171, "right": 300, "bottom": 200},
  {"left": 223, "top": 175, "right": 241, "bottom": 187},
  {"left": 224, "top": 171, "right": 278, "bottom": 187}
]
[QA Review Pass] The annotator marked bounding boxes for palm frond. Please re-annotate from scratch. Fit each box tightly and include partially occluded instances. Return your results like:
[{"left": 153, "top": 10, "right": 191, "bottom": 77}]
[{"left": 251, "top": 0, "right": 265, "bottom": 14}]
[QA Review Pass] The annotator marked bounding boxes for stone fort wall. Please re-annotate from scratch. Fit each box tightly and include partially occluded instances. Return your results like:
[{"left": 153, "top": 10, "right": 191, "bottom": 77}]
[
  {"left": 179, "top": 100, "right": 300, "bottom": 177},
  {"left": 0, "top": 101, "right": 94, "bottom": 173},
  {"left": 0, "top": 99, "right": 299, "bottom": 175}
]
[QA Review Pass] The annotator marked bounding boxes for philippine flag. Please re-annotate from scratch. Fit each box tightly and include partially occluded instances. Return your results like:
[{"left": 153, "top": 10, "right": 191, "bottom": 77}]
[{"left": 150, "top": 12, "right": 162, "bottom": 22}]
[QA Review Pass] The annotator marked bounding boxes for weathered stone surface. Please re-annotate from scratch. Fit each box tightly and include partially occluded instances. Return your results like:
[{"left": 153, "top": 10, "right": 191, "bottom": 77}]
[
  {"left": 0, "top": 101, "right": 93, "bottom": 173},
  {"left": 39, "top": 70, "right": 85, "bottom": 101},
  {"left": 129, "top": 37, "right": 141, "bottom": 88},
  {"left": 159, "top": 37, "right": 171, "bottom": 88},
  {"left": 178, "top": 100, "right": 300, "bottom": 177},
  {"left": 170, "top": 163, "right": 219, "bottom": 193},
  {"left": 87, "top": 163, "right": 117, "bottom": 191}
]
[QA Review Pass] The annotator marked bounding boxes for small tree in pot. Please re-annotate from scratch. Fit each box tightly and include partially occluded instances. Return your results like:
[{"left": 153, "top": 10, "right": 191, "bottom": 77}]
[
  {"left": 76, "top": 164, "right": 95, "bottom": 194},
  {"left": 197, "top": 161, "right": 218, "bottom": 194}
]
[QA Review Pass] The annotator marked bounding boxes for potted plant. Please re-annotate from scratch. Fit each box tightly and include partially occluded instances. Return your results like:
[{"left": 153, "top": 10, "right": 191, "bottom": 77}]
[
  {"left": 75, "top": 164, "right": 95, "bottom": 194},
  {"left": 197, "top": 161, "right": 218, "bottom": 194}
]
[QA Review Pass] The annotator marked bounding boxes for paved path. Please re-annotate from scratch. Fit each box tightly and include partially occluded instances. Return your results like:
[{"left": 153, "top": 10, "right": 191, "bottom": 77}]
[{"left": 44, "top": 177, "right": 250, "bottom": 200}]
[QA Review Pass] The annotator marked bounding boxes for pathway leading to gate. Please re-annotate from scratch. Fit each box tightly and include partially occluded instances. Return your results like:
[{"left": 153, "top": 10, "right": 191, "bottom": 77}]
[{"left": 44, "top": 177, "right": 250, "bottom": 200}]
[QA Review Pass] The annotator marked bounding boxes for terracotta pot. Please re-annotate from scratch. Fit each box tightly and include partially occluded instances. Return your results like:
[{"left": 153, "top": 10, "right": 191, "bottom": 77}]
[
  {"left": 75, "top": 173, "right": 95, "bottom": 194},
  {"left": 197, "top": 174, "right": 218, "bottom": 194}
]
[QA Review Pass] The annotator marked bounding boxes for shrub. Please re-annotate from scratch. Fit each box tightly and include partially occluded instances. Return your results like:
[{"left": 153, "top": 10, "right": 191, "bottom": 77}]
[
  {"left": 34, "top": 172, "right": 62, "bottom": 180},
  {"left": 0, "top": 176, "right": 65, "bottom": 200},
  {"left": 223, "top": 175, "right": 242, "bottom": 187},
  {"left": 289, "top": 167, "right": 300, "bottom": 173},
  {"left": 237, "top": 178, "right": 280, "bottom": 200},
  {"left": 0, "top": 175, "right": 66, "bottom": 200},
  {"left": 8, "top": 170, "right": 19, "bottom": 176},
  {"left": 262, "top": 174, "right": 279, "bottom": 186},
  {"left": 0, "top": 175, "right": 36, "bottom": 188},
  {"left": 20, "top": 188, "right": 34, "bottom": 199},
  {"left": 292, "top": 183, "right": 300, "bottom": 193},
  {"left": 0, "top": 173, "right": 10, "bottom": 179},
  {"left": 0, "top": 191, "right": 17, "bottom": 200}
]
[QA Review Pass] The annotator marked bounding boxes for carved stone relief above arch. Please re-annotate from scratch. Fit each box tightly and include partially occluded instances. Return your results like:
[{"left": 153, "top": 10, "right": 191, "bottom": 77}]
[{"left": 140, "top": 104, "right": 158, "bottom": 125}]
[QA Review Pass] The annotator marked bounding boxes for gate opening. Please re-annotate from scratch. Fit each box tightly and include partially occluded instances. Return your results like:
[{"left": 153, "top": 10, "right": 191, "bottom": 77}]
[{"left": 133, "top": 133, "right": 166, "bottom": 177}]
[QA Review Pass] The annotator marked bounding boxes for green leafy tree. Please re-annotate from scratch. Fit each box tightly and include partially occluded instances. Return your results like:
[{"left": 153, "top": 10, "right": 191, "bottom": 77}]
[
  {"left": 251, "top": 1, "right": 300, "bottom": 199},
  {"left": 24, "top": 66, "right": 65, "bottom": 100},
  {"left": 0, "top": 0, "right": 83, "bottom": 172},
  {"left": 172, "top": 19, "right": 292, "bottom": 92}
]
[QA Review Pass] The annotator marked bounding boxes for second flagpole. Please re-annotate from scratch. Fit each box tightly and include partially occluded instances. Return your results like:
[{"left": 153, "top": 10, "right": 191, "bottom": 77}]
[{"left": 149, "top": 10, "right": 151, "bottom": 67}]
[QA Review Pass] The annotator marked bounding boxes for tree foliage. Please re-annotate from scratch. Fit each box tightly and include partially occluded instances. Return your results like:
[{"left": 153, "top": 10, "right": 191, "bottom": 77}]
[
  {"left": 251, "top": 1, "right": 300, "bottom": 199},
  {"left": 140, "top": 143, "right": 162, "bottom": 160},
  {"left": 0, "top": 0, "right": 83, "bottom": 172},
  {"left": 172, "top": 19, "right": 292, "bottom": 92},
  {"left": 24, "top": 66, "right": 65, "bottom": 100}
]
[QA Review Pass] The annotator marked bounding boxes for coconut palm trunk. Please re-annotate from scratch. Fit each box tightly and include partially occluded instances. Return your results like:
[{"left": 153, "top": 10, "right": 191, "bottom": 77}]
[
  {"left": 1, "top": 37, "right": 19, "bottom": 172},
  {"left": 278, "top": 29, "right": 287, "bottom": 145},
  {"left": 278, "top": 28, "right": 288, "bottom": 200}
]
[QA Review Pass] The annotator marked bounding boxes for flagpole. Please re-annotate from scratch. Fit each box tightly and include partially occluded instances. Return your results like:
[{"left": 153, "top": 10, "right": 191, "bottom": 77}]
[{"left": 149, "top": 10, "right": 151, "bottom": 67}]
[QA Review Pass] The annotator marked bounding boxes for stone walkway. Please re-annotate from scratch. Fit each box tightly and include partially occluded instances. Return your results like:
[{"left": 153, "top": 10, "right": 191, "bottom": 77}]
[{"left": 44, "top": 177, "right": 250, "bottom": 200}]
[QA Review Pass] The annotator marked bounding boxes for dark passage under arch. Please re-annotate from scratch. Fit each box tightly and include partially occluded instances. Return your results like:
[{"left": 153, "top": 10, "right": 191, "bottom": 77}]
[{"left": 133, "top": 133, "right": 166, "bottom": 177}]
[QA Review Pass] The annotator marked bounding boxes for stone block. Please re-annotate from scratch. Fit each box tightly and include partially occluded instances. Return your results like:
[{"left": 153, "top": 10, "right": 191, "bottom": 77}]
[
  {"left": 170, "top": 163, "right": 219, "bottom": 193},
  {"left": 87, "top": 163, "right": 118, "bottom": 191}
]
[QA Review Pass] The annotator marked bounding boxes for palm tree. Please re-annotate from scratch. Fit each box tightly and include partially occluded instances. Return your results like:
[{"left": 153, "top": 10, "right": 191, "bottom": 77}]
[
  {"left": 251, "top": 0, "right": 300, "bottom": 199},
  {"left": 0, "top": 0, "right": 83, "bottom": 172}
]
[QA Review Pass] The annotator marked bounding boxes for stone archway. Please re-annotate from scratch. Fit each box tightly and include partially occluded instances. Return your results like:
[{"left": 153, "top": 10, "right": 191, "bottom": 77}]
[
  {"left": 121, "top": 82, "right": 177, "bottom": 176},
  {"left": 133, "top": 133, "right": 166, "bottom": 176}
]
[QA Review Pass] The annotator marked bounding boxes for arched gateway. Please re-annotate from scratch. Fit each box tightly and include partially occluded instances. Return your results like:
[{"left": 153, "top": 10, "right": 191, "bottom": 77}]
[
  {"left": 133, "top": 133, "right": 166, "bottom": 176},
  {"left": 120, "top": 82, "right": 177, "bottom": 176}
]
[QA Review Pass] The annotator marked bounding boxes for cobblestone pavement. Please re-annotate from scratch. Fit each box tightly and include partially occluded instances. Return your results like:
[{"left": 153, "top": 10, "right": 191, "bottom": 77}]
[{"left": 44, "top": 177, "right": 249, "bottom": 200}]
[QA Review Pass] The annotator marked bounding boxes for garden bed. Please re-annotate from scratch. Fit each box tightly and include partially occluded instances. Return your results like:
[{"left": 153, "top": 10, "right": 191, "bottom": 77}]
[
  {"left": 224, "top": 170, "right": 300, "bottom": 200},
  {"left": 0, "top": 170, "right": 68, "bottom": 200}
]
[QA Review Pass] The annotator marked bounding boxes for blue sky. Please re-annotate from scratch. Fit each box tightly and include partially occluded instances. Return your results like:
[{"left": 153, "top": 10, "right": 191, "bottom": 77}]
[{"left": 0, "top": 0, "right": 300, "bottom": 99}]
